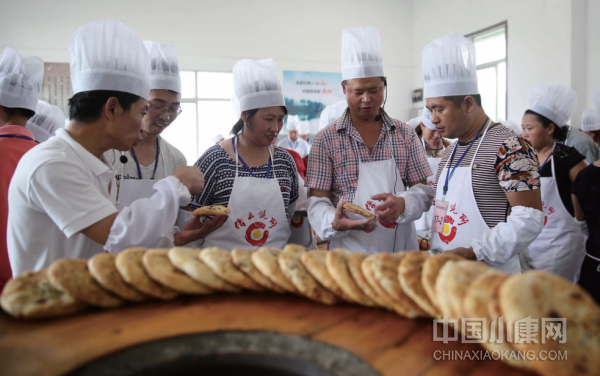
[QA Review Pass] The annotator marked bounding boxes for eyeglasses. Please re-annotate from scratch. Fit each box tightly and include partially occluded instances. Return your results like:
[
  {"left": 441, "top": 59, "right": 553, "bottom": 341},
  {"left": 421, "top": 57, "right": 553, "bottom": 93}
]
[{"left": 148, "top": 103, "right": 183, "bottom": 116}]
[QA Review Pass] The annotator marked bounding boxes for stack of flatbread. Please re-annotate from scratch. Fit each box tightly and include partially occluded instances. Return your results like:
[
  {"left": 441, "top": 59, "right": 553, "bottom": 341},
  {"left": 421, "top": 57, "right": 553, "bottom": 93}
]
[{"left": 2, "top": 245, "right": 598, "bottom": 376}]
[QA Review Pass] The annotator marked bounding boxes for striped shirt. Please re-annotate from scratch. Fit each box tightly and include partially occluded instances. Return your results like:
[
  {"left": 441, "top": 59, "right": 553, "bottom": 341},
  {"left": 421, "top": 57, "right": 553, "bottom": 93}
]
[
  {"left": 433, "top": 121, "right": 540, "bottom": 229},
  {"left": 189, "top": 145, "right": 299, "bottom": 220}
]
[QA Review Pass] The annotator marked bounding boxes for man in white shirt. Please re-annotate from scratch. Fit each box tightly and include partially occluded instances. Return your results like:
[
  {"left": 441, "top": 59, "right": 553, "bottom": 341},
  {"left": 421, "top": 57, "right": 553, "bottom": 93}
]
[
  {"left": 7, "top": 20, "right": 214, "bottom": 276},
  {"left": 278, "top": 114, "right": 310, "bottom": 158}
]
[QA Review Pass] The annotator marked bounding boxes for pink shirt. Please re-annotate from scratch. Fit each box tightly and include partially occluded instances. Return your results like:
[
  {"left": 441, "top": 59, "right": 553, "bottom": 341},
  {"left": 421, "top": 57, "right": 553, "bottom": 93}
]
[{"left": 0, "top": 125, "right": 37, "bottom": 290}]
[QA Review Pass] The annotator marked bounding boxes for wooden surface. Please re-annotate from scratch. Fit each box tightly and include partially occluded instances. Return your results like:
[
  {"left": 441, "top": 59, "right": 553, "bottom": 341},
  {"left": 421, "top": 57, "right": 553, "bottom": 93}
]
[{"left": 0, "top": 293, "right": 538, "bottom": 376}]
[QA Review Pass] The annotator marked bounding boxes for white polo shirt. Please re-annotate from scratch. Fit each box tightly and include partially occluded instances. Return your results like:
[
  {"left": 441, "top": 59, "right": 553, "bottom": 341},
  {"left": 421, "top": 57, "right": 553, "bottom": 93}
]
[
  {"left": 7, "top": 128, "right": 118, "bottom": 275},
  {"left": 277, "top": 136, "right": 310, "bottom": 158}
]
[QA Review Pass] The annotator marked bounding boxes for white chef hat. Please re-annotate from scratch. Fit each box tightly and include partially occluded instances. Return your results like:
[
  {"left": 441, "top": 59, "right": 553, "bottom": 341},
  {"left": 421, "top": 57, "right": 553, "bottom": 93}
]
[
  {"left": 0, "top": 48, "right": 43, "bottom": 112},
  {"left": 25, "top": 100, "right": 65, "bottom": 142},
  {"left": 319, "top": 100, "right": 347, "bottom": 131},
  {"left": 233, "top": 58, "right": 285, "bottom": 112},
  {"left": 582, "top": 108, "right": 600, "bottom": 132},
  {"left": 422, "top": 33, "right": 478, "bottom": 99},
  {"left": 341, "top": 27, "right": 384, "bottom": 81},
  {"left": 528, "top": 84, "right": 577, "bottom": 126},
  {"left": 143, "top": 40, "right": 181, "bottom": 94},
  {"left": 286, "top": 114, "right": 300, "bottom": 131},
  {"left": 299, "top": 120, "right": 310, "bottom": 135},
  {"left": 407, "top": 117, "right": 422, "bottom": 129},
  {"left": 69, "top": 20, "right": 151, "bottom": 99},
  {"left": 498, "top": 118, "right": 522, "bottom": 136},
  {"left": 421, "top": 107, "right": 437, "bottom": 130}
]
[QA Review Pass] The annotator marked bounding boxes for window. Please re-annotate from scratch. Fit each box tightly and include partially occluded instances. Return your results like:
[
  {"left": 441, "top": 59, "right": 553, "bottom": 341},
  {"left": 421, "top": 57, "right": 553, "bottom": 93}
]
[
  {"left": 160, "top": 71, "right": 237, "bottom": 165},
  {"left": 467, "top": 23, "right": 507, "bottom": 121}
]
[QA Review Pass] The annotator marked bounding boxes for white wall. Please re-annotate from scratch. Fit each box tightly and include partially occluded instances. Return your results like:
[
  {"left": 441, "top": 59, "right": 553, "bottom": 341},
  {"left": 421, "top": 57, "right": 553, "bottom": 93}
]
[{"left": 585, "top": 0, "right": 600, "bottom": 113}]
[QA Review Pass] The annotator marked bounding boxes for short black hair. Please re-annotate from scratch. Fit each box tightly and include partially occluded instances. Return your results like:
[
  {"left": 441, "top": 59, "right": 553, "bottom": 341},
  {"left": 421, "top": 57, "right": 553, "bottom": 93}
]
[
  {"left": 524, "top": 109, "right": 567, "bottom": 142},
  {"left": 230, "top": 106, "right": 288, "bottom": 135},
  {"left": 443, "top": 94, "right": 482, "bottom": 108},
  {"left": 342, "top": 77, "right": 386, "bottom": 86},
  {"left": 68, "top": 90, "right": 142, "bottom": 123},
  {"left": 2, "top": 106, "right": 35, "bottom": 120}
]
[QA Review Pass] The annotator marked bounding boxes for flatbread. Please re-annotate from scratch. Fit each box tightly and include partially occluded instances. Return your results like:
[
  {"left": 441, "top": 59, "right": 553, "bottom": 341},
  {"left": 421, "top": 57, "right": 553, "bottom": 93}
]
[
  {"left": 438, "top": 260, "right": 489, "bottom": 320},
  {"left": 342, "top": 202, "right": 373, "bottom": 218},
  {"left": 398, "top": 251, "right": 440, "bottom": 317},
  {"left": 278, "top": 245, "right": 339, "bottom": 305},
  {"left": 169, "top": 247, "right": 241, "bottom": 293},
  {"left": 48, "top": 259, "right": 123, "bottom": 308},
  {"left": 499, "top": 271, "right": 600, "bottom": 376},
  {"left": 142, "top": 249, "right": 214, "bottom": 295},
  {"left": 88, "top": 253, "right": 148, "bottom": 302},
  {"left": 250, "top": 248, "right": 298, "bottom": 293},
  {"left": 0, "top": 269, "right": 87, "bottom": 319},
  {"left": 192, "top": 205, "right": 230, "bottom": 216},
  {"left": 347, "top": 252, "right": 389, "bottom": 308},
  {"left": 301, "top": 250, "right": 348, "bottom": 301},
  {"left": 326, "top": 249, "right": 375, "bottom": 306},
  {"left": 115, "top": 247, "right": 180, "bottom": 300},
  {"left": 232, "top": 248, "right": 285, "bottom": 293},
  {"left": 200, "top": 247, "right": 264, "bottom": 291},
  {"left": 421, "top": 252, "right": 464, "bottom": 310}
]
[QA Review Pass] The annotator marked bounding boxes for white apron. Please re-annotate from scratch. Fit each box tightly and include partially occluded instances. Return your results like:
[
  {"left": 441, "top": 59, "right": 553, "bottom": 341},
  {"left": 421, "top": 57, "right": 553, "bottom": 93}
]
[
  {"left": 330, "top": 132, "right": 417, "bottom": 254},
  {"left": 431, "top": 126, "right": 520, "bottom": 274},
  {"left": 415, "top": 138, "right": 445, "bottom": 235},
  {"left": 520, "top": 155, "right": 586, "bottom": 282},
  {"left": 201, "top": 138, "right": 291, "bottom": 251},
  {"left": 288, "top": 174, "right": 317, "bottom": 249}
]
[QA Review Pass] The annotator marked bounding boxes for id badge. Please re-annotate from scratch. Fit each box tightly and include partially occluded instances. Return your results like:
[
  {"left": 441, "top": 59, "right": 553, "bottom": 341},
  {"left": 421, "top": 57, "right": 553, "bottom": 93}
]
[{"left": 432, "top": 200, "right": 449, "bottom": 233}]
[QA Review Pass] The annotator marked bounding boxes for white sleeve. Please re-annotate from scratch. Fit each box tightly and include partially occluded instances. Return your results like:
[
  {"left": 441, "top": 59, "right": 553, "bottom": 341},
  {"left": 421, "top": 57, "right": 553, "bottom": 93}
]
[
  {"left": 306, "top": 196, "right": 348, "bottom": 241},
  {"left": 393, "top": 183, "right": 435, "bottom": 223},
  {"left": 104, "top": 176, "right": 191, "bottom": 253},
  {"left": 470, "top": 206, "right": 544, "bottom": 266}
]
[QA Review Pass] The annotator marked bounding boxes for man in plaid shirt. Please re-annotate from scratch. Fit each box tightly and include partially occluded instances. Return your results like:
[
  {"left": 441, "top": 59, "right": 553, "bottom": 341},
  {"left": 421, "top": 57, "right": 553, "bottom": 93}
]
[{"left": 305, "top": 27, "right": 434, "bottom": 253}]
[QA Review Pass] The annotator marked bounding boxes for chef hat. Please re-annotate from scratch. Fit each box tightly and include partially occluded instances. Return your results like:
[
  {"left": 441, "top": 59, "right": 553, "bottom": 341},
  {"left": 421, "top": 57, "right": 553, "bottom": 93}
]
[
  {"left": 286, "top": 114, "right": 300, "bottom": 131},
  {"left": 213, "top": 133, "right": 225, "bottom": 144},
  {"left": 528, "top": 84, "right": 577, "bottom": 126},
  {"left": 143, "top": 40, "right": 181, "bottom": 94},
  {"left": 422, "top": 33, "right": 478, "bottom": 99},
  {"left": 498, "top": 118, "right": 522, "bottom": 136},
  {"left": 421, "top": 107, "right": 437, "bottom": 130},
  {"left": 407, "top": 117, "right": 422, "bottom": 129},
  {"left": 341, "top": 27, "right": 384, "bottom": 81},
  {"left": 69, "top": 20, "right": 151, "bottom": 99},
  {"left": 0, "top": 48, "right": 43, "bottom": 112},
  {"left": 25, "top": 100, "right": 66, "bottom": 142},
  {"left": 319, "top": 100, "right": 347, "bottom": 131},
  {"left": 233, "top": 58, "right": 285, "bottom": 112},
  {"left": 582, "top": 108, "right": 600, "bottom": 132},
  {"left": 299, "top": 120, "right": 310, "bottom": 135}
]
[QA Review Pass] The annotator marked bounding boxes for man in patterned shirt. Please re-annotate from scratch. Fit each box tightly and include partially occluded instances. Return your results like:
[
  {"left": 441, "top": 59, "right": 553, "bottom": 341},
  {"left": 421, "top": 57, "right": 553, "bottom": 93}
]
[
  {"left": 306, "top": 27, "right": 434, "bottom": 253},
  {"left": 423, "top": 33, "right": 544, "bottom": 274}
]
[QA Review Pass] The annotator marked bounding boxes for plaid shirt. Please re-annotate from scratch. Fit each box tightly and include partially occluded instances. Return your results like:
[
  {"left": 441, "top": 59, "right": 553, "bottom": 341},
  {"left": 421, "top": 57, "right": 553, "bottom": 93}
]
[{"left": 306, "top": 109, "right": 432, "bottom": 206}]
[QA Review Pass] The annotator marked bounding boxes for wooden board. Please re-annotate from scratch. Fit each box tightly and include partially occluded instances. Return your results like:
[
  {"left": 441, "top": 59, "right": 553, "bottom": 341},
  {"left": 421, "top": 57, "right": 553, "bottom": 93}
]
[{"left": 0, "top": 293, "right": 538, "bottom": 376}]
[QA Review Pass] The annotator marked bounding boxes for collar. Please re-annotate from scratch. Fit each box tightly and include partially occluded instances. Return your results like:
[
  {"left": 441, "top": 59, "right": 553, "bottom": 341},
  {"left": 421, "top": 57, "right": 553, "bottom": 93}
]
[
  {"left": 0, "top": 125, "right": 35, "bottom": 139},
  {"left": 335, "top": 108, "right": 395, "bottom": 133},
  {"left": 55, "top": 128, "right": 112, "bottom": 176}
]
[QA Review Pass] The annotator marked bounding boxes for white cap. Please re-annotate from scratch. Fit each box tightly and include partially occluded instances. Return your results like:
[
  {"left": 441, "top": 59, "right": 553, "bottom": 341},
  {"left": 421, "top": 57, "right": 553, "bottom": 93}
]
[
  {"left": 582, "top": 108, "right": 600, "bottom": 132},
  {"left": 286, "top": 114, "right": 300, "bottom": 131},
  {"left": 143, "top": 40, "right": 181, "bottom": 94},
  {"left": 341, "top": 27, "right": 384, "bottom": 81},
  {"left": 0, "top": 48, "right": 43, "bottom": 112},
  {"left": 299, "top": 120, "right": 310, "bottom": 135},
  {"left": 498, "top": 118, "right": 522, "bottom": 136},
  {"left": 318, "top": 100, "right": 347, "bottom": 131},
  {"left": 233, "top": 58, "right": 284, "bottom": 112},
  {"left": 25, "top": 100, "right": 66, "bottom": 142},
  {"left": 421, "top": 108, "right": 436, "bottom": 130},
  {"left": 69, "top": 20, "right": 151, "bottom": 99},
  {"left": 407, "top": 117, "right": 422, "bottom": 129},
  {"left": 213, "top": 133, "right": 225, "bottom": 143},
  {"left": 528, "top": 84, "right": 577, "bottom": 126},
  {"left": 422, "top": 33, "right": 478, "bottom": 99}
]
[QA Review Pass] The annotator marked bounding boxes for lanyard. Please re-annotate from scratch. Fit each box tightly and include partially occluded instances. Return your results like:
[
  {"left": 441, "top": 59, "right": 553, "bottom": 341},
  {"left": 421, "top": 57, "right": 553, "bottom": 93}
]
[
  {"left": 539, "top": 152, "right": 553, "bottom": 172},
  {"left": 425, "top": 140, "right": 441, "bottom": 157},
  {"left": 232, "top": 136, "right": 272, "bottom": 178},
  {"left": 129, "top": 137, "right": 160, "bottom": 180},
  {"left": 442, "top": 119, "right": 488, "bottom": 197},
  {"left": 0, "top": 134, "right": 37, "bottom": 142}
]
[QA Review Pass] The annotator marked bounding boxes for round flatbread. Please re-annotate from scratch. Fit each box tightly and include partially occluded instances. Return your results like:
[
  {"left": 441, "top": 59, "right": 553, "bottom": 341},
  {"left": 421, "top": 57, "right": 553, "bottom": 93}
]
[
  {"left": 192, "top": 205, "right": 230, "bottom": 217},
  {"left": 1, "top": 269, "right": 87, "bottom": 319},
  {"left": 232, "top": 248, "right": 285, "bottom": 293},
  {"left": 342, "top": 202, "right": 373, "bottom": 218},
  {"left": 278, "top": 245, "right": 339, "bottom": 305},
  {"left": 169, "top": 247, "right": 241, "bottom": 293},
  {"left": 200, "top": 247, "right": 264, "bottom": 291},
  {"left": 88, "top": 253, "right": 148, "bottom": 302},
  {"left": 347, "top": 252, "right": 389, "bottom": 308},
  {"left": 115, "top": 247, "right": 180, "bottom": 300},
  {"left": 437, "top": 260, "right": 489, "bottom": 320},
  {"left": 326, "top": 249, "right": 375, "bottom": 307},
  {"left": 398, "top": 251, "right": 440, "bottom": 318},
  {"left": 48, "top": 259, "right": 123, "bottom": 308},
  {"left": 301, "top": 250, "right": 348, "bottom": 301},
  {"left": 143, "top": 249, "right": 214, "bottom": 295},
  {"left": 250, "top": 247, "right": 297, "bottom": 293},
  {"left": 499, "top": 271, "right": 600, "bottom": 376},
  {"left": 360, "top": 254, "right": 397, "bottom": 311},
  {"left": 421, "top": 252, "right": 464, "bottom": 310}
]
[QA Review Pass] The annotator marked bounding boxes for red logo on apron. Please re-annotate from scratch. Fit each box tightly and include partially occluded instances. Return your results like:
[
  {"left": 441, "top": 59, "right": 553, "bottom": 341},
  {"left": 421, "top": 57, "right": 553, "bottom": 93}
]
[
  {"left": 245, "top": 222, "right": 269, "bottom": 246},
  {"left": 365, "top": 199, "right": 397, "bottom": 229},
  {"left": 291, "top": 215, "right": 303, "bottom": 228}
]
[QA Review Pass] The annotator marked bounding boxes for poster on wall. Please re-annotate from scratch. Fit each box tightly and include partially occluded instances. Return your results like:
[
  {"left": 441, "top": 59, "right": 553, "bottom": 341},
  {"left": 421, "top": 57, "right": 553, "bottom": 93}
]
[
  {"left": 283, "top": 71, "right": 345, "bottom": 134},
  {"left": 39, "top": 63, "right": 72, "bottom": 119}
]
